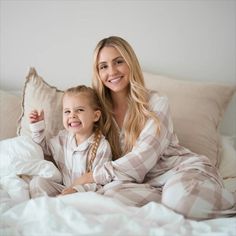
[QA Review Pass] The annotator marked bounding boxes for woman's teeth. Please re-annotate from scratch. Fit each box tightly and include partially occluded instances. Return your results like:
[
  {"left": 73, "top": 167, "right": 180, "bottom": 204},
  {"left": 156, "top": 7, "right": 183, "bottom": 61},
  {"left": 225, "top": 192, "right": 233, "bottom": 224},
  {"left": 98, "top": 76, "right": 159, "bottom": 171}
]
[{"left": 109, "top": 77, "right": 121, "bottom": 83}]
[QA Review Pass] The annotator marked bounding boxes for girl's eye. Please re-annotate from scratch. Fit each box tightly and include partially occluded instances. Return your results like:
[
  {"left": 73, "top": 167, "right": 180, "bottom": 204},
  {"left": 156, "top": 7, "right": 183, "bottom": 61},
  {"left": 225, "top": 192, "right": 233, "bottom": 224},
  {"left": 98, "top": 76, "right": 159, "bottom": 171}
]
[{"left": 76, "top": 108, "right": 84, "bottom": 112}]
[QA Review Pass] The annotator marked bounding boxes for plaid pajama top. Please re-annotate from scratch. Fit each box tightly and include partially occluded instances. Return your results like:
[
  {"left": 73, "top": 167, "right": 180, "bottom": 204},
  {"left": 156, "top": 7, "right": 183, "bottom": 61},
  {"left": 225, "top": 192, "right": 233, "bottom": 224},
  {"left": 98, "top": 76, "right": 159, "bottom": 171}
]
[
  {"left": 93, "top": 91, "right": 220, "bottom": 187},
  {"left": 30, "top": 122, "right": 112, "bottom": 187}
]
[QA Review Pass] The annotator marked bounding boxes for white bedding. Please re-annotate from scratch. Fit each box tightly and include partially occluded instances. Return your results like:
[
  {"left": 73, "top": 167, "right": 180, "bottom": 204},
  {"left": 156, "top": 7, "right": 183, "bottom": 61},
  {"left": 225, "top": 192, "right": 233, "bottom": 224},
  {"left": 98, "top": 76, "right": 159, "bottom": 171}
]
[{"left": 0, "top": 136, "right": 236, "bottom": 236}]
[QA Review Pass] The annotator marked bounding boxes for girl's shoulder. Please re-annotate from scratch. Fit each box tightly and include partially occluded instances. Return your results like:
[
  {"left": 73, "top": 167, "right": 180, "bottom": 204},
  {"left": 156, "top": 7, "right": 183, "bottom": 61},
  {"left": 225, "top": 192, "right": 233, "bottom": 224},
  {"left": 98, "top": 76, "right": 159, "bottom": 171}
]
[
  {"left": 97, "top": 134, "right": 112, "bottom": 153},
  {"left": 50, "top": 129, "right": 69, "bottom": 144},
  {"left": 100, "top": 134, "right": 111, "bottom": 147}
]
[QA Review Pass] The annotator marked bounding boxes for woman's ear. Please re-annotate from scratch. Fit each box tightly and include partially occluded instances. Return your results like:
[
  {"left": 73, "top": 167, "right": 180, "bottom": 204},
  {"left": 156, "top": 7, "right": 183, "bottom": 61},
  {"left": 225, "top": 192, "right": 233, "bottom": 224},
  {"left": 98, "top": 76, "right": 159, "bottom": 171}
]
[{"left": 94, "top": 110, "right": 101, "bottom": 122}]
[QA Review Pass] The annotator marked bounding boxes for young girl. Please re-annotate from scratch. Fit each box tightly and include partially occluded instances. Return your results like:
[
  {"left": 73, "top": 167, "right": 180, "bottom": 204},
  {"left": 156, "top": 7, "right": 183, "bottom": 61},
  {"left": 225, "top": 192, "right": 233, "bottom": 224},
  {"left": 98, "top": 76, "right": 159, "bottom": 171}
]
[
  {"left": 28, "top": 85, "right": 112, "bottom": 197},
  {"left": 71, "top": 36, "right": 236, "bottom": 220}
]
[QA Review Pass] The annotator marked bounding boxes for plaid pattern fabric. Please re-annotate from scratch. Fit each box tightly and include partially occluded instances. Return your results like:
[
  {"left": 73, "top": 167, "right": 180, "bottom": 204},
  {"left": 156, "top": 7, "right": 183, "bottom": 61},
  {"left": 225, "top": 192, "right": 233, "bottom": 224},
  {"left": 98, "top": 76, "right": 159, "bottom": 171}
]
[
  {"left": 30, "top": 122, "right": 112, "bottom": 190},
  {"left": 93, "top": 92, "right": 236, "bottom": 219}
]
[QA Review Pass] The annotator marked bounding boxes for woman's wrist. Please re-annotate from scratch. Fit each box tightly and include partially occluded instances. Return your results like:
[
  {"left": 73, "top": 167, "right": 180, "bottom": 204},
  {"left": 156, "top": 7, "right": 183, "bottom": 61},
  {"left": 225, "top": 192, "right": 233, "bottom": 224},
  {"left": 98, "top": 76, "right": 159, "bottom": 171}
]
[
  {"left": 72, "top": 172, "right": 95, "bottom": 186},
  {"left": 87, "top": 172, "right": 95, "bottom": 183}
]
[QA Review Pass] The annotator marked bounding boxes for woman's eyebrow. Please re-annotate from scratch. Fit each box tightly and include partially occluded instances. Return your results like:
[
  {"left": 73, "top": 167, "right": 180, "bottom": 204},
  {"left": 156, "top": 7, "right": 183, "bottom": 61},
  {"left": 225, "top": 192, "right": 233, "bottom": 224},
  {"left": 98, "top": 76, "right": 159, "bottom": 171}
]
[{"left": 98, "top": 56, "right": 123, "bottom": 65}]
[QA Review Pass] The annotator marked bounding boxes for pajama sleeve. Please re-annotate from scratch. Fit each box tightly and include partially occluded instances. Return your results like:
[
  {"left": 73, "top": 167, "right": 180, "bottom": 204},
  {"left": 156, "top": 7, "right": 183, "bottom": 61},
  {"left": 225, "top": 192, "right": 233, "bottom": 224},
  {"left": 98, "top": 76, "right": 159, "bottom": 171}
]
[
  {"left": 93, "top": 94, "right": 174, "bottom": 185},
  {"left": 29, "top": 120, "right": 53, "bottom": 156}
]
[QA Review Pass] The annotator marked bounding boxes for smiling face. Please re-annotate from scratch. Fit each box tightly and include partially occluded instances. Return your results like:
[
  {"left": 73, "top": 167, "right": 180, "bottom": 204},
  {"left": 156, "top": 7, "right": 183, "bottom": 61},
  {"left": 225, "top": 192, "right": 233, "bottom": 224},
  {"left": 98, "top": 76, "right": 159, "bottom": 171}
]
[
  {"left": 97, "top": 46, "right": 130, "bottom": 95},
  {"left": 62, "top": 93, "right": 101, "bottom": 142}
]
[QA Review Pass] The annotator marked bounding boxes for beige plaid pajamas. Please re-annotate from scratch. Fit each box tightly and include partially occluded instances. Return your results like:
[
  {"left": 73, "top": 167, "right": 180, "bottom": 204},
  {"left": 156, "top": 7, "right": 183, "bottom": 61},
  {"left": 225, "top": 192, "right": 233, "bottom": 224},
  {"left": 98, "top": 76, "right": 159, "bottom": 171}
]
[
  {"left": 93, "top": 92, "right": 236, "bottom": 220},
  {"left": 29, "top": 123, "right": 112, "bottom": 197}
]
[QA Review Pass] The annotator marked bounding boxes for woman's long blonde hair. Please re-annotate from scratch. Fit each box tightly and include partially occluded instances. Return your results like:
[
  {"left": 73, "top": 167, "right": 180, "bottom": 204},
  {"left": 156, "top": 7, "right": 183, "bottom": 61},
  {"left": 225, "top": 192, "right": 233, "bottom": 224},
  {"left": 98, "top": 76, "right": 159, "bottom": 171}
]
[{"left": 92, "top": 36, "right": 160, "bottom": 160}]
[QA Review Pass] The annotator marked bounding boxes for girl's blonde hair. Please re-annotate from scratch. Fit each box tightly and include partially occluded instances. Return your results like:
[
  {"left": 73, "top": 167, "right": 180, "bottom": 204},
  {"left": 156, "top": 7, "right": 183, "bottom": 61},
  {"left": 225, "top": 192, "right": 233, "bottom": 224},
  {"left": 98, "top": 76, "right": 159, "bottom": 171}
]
[
  {"left": 92, "top": 36, "right": 160, "bottom": 160},
  {"left": 64, "top": 85, "right": 103, "bottom": 171}
]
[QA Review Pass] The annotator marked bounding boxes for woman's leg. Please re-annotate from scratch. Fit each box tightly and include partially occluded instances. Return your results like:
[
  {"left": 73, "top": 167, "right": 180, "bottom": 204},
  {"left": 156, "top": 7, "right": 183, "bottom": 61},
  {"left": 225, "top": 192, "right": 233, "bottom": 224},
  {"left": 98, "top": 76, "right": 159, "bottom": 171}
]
[
  {"left": 29, "top": 176, "right": 64, "bottom": 198},
  {"left": 162, "top": 169, "right": 236, "bottom": 220},
  {"left": 102, "top": 182, "right": 162, "bottom": 206}
]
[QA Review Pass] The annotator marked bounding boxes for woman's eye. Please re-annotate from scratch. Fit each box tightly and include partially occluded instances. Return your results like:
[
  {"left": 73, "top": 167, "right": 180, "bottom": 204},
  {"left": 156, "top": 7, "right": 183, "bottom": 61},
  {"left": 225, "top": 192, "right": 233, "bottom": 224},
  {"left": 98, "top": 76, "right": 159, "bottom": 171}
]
[
  {"left": 99, "top": 65, "right": 107, "bottom": 70},
  {"left": 64, "top": 110, "right": 70, "bottom": 114},
  {"left": 116, "top": 60, "right": 124, "bottom": 64}
]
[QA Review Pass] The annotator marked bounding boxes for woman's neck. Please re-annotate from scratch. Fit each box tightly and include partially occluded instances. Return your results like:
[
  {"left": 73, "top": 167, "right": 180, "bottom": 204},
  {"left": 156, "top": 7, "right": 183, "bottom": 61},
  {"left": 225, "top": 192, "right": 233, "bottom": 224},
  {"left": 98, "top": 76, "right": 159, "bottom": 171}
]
[{"left": 111, "top": 91, "right": 128, "bottom": 129}]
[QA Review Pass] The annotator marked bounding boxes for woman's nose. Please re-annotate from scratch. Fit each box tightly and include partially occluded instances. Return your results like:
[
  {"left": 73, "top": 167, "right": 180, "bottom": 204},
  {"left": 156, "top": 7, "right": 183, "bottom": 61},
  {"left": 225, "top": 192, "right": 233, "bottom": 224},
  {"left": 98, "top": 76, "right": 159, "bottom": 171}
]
[{"left": 108, "top": 65, "right": 117, "bottom": 75}]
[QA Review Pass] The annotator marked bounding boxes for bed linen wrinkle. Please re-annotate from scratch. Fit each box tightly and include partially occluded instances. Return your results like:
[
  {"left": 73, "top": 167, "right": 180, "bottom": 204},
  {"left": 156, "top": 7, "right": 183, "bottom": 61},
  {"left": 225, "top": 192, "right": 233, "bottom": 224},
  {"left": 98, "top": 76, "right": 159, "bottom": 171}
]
[{"left": 0, "top": 192, "right": 235, "bottom": 236}]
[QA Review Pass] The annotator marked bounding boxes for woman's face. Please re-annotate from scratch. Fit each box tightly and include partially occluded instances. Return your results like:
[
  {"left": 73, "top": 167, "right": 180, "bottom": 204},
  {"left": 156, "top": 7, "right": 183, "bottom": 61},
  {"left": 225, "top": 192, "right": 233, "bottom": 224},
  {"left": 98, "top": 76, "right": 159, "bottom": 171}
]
[{"left": 97, "top": 46, "right": 130, "bottom": 94}]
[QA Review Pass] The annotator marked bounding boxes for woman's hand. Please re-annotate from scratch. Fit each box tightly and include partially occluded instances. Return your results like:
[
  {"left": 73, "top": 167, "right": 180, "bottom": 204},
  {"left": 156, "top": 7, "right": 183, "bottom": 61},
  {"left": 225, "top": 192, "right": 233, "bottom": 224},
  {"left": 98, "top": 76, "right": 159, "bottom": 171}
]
[
  {"left": 60, "top": 187, "right": 77, "bottom": 196},
  {"left": 72, "top": 172, "right": 94, "bottom": 186},
  {"left": 57, "top": 172, "right": 94, "bottom": 197}
]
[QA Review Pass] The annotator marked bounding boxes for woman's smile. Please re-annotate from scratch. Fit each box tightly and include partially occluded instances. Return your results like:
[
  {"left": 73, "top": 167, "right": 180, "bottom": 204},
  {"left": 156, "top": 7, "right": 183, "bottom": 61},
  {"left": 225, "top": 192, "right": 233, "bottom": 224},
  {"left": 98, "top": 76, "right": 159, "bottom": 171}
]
[{"left": 108, "top": 76, "right": 122, "bottom": 84}]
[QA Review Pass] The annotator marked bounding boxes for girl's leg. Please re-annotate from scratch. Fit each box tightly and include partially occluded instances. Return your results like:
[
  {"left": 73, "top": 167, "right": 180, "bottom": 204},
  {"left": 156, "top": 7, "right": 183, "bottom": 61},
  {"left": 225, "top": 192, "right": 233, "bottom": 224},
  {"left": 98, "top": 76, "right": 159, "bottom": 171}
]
[
  {"left": 29, "top": 176, "right": 64, "bottom": 198},
  {"left": 162, "top": 169, "right": 236, "bottom": 220}
]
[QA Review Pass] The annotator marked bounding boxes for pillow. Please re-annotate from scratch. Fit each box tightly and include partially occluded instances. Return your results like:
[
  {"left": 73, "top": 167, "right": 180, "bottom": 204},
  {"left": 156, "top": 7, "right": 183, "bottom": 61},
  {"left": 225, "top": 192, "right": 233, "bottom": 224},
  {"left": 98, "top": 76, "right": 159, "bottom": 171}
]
[
  {"left": 219, "top": 135, "right": 236, "bottom": 179},
  {"left": 143, "top": 72, "right": 236, "bottom": 167},
  {"left": 220, "top": 135, "right": 236, "bottom": 193},
  {"left": 17, "top": 68, "right": 235, "bottom": 167},
  {"left": 17, "top": 68, "right": 64, "bottom": 140},
  {"left": 0, "top": 90, "right": 21, "bottom": 140}
]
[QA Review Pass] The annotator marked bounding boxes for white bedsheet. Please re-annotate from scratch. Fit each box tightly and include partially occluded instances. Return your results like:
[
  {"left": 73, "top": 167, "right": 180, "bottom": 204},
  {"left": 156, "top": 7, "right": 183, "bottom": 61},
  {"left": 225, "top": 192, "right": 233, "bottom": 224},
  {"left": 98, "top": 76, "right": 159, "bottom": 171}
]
[
  {"left": 1, "top": 192, "right": 236, "bottom": 236},
  {"left": 0, "top": 136, "right": 235, "bottom": 236},
  {"left": 0, "top": 136, "right": 62, "bottom": 203}
]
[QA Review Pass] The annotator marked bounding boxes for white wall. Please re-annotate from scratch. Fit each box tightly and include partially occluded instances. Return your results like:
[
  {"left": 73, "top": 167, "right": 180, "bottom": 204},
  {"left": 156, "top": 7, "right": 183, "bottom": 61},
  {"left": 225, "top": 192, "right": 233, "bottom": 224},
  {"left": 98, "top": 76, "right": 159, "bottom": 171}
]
[{"left": 0, "top": 0, "right": 235, "bottom": 137}]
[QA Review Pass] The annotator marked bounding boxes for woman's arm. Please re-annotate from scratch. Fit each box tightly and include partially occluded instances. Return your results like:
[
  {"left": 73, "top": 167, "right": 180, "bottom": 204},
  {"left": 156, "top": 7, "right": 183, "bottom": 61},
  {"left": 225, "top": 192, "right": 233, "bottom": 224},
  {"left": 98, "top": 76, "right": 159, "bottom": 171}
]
[
  {"left": 59, "top": 172, "right": 94, "bottom": 195},
  {"left": 72, "top": 172, "right": 94, "bottom": 186}
]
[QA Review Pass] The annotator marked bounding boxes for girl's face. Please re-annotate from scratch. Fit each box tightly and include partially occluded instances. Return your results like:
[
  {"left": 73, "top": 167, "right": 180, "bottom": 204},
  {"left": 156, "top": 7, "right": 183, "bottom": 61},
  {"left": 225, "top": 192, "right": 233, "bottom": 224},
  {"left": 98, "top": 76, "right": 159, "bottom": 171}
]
[
  {"left": 97, "top": 46, "right": 130, "bottom": 94},
  {"left": 63, "top": 93, "right": 101, "bottom": 140}
]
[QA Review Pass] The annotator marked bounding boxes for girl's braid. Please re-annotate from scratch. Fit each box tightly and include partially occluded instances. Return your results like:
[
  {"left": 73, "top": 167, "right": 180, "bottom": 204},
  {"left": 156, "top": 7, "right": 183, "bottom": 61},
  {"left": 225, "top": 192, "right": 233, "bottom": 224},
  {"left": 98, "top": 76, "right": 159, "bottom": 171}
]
[{"left": 87, "top": 128, "right": 102, "bottom": 172}]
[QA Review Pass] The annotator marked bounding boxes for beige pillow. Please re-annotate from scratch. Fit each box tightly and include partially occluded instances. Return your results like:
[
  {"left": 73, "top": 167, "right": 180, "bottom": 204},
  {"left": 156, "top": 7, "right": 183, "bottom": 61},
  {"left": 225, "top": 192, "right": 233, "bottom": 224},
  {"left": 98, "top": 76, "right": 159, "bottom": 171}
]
[
  {"left": 0, "top": 90, "right": 21, "bottom": 140},
  {"left": 17, "top": 68, "right": 235, "bottom": 167},
  {"left": 143, "top": 72, "right": 236, "bottom": 167},
  {"left": 219, "top": 136, "right": 236, "bottom": 179},
  {"left": 17, "top": 68, "right": 64, "bottom": 140}
]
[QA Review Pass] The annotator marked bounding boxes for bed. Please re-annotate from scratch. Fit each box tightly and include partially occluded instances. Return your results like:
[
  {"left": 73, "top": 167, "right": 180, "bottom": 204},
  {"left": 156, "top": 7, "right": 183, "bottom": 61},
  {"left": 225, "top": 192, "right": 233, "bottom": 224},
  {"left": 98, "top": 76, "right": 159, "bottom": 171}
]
[{"left": 0, "top": 68, "right": 236, "bottom": 236}]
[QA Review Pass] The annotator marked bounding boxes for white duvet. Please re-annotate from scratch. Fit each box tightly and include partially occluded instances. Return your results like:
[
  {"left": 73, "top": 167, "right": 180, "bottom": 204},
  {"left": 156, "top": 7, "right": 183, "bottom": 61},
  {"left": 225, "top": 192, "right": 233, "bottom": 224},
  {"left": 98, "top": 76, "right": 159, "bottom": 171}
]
[{"left": 0, "top": 136, "right": 235, "bottom": 236}]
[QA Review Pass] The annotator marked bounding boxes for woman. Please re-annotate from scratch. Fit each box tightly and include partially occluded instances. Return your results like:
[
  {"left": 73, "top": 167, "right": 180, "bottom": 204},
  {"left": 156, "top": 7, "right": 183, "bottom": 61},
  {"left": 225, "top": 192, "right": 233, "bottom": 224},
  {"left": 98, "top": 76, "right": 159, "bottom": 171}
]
[{"left": 73, "top": 36, "right": 236, "bottom": 220}]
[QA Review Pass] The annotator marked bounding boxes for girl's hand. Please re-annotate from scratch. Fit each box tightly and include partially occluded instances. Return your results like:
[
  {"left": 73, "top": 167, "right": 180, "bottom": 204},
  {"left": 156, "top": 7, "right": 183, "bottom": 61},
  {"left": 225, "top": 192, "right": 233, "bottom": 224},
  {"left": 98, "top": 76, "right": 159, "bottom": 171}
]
[
  {"left": 29, "top": 110, "right": 44, "bottom": 123},
  {"left": 60, "top": 187, "right": 77, "bottom": 195}
]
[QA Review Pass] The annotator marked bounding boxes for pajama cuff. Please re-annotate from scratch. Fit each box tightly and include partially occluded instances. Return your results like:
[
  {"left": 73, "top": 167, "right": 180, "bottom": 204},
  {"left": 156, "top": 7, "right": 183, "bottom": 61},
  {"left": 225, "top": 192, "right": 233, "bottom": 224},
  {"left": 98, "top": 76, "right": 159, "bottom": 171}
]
[{"left": 29, "top": 120, "right": 45, "bottom": 132}]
